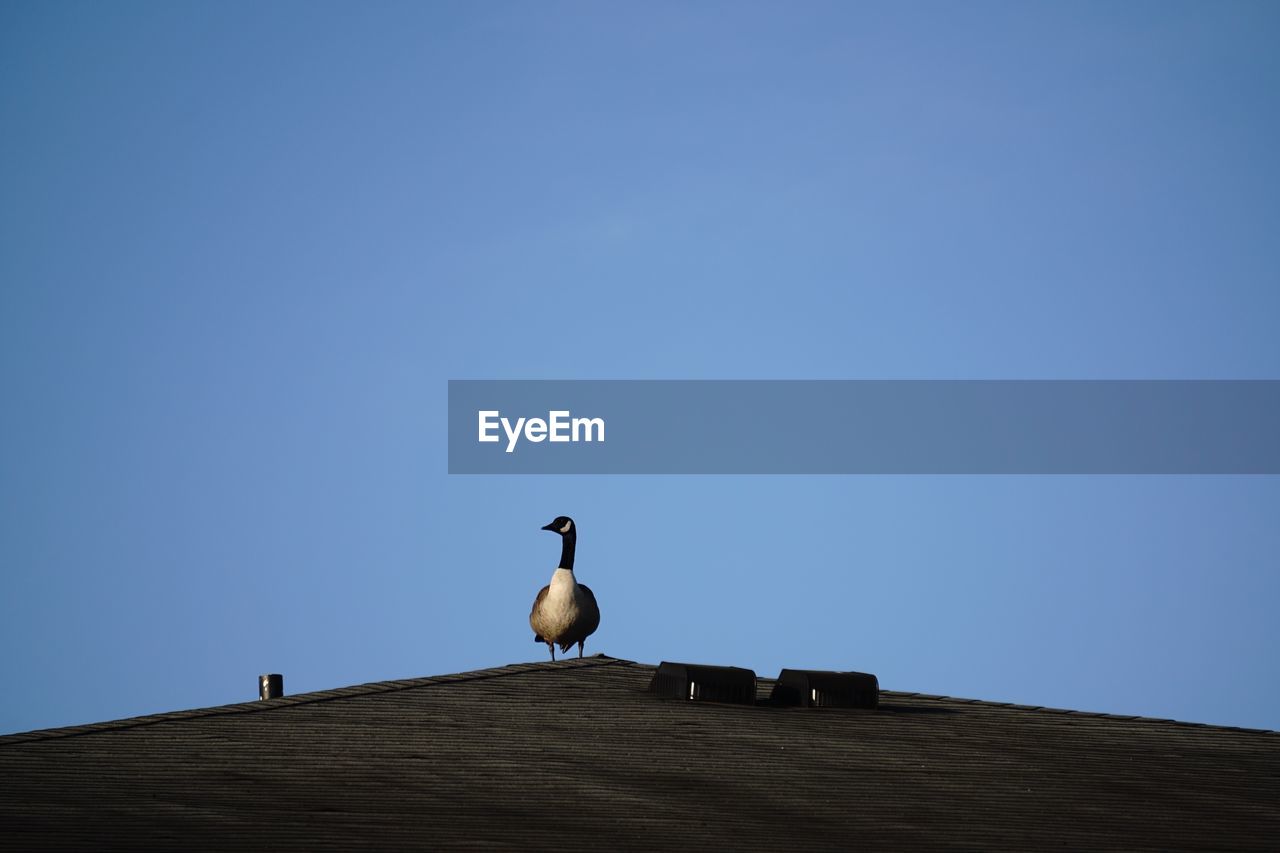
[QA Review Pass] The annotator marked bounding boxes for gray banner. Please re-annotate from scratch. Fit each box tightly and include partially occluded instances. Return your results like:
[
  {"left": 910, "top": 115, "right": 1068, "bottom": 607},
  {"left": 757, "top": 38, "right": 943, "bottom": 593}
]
[{"left": 447, "top": 380, "right": 1280, "bottom": 474}]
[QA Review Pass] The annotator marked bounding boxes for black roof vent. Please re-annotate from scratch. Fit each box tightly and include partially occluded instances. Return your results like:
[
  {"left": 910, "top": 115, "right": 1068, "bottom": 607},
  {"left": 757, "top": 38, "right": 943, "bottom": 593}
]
[
  {"left": 649, "top": 662, "right": 757, "bottom": 705},
  {"left": 259, "top": 673, "right": 284, "bottom": 700},
  {"left": 771, "top": 669, "right": 879, "bottom": 709}
]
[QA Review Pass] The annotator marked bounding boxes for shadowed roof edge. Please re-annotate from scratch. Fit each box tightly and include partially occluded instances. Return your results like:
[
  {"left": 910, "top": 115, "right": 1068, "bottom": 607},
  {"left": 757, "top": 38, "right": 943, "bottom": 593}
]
[
  {"left": 2, "top": 653, "right": 1274, "bottom": 744},
  {"left": 0, "top": 654, "right": 632, "bottom": 746}
]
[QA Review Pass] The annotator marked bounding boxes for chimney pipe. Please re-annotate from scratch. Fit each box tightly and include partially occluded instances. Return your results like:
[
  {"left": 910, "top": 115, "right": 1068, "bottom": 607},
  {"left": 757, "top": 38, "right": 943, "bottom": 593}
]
[{"left": 259, "top": 673, "right": 284, "bottom": 700}]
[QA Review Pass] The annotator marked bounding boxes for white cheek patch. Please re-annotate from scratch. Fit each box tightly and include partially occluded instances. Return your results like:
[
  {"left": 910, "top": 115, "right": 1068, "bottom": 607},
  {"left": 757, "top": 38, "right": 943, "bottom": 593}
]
[{"left": 559, "top": 519, "right": 572, "bottom": 533}]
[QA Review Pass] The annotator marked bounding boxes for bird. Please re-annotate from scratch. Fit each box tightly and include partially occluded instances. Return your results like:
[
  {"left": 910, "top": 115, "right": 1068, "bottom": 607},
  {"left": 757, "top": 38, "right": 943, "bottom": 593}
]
[{"left": 529, "top": 516, "right": 600, "bottom": 661}]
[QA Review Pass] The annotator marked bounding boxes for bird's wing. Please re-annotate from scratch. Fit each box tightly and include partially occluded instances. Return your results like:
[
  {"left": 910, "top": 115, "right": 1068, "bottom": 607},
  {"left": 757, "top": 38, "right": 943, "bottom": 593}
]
[
  {"left": 578, "top": 583, "right": 601, "bottom": 636},
  {"left": 530, "top": 585, "right": 550, "bottom": 642},
  {"left": 557, "top": 583, "right": 601, "bottom": 653}
]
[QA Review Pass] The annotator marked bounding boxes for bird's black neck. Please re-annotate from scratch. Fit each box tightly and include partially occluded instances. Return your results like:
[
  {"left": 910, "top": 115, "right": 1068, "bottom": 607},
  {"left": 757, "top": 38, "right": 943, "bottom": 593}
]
[{"left": 558, "top": 533, "right": 576, "bottom": 571}]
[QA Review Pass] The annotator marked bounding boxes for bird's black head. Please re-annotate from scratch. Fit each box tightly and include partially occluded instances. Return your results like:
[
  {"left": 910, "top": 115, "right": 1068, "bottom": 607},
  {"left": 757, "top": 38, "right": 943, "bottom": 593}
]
[{"left": 541, "top": 516, "right": 575, "bottom": 536}]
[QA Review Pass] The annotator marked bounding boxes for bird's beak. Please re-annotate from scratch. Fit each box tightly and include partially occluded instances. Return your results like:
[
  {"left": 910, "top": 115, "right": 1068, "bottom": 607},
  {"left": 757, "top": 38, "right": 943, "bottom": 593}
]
[{"left": 540, "top": 522, "right": 558, "bottom": 532}]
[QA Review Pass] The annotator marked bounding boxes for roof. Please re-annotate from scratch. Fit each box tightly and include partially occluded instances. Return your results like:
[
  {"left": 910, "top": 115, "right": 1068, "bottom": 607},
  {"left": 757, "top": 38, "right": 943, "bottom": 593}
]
[{"left": 2, "top": 655, "right": 1276, "bottom": 851}]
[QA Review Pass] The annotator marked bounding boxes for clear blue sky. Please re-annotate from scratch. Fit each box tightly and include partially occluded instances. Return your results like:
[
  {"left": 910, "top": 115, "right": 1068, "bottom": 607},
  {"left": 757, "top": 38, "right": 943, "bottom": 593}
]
[{"left": 2, "top": 1, "right": 1277, "bottom": 735}]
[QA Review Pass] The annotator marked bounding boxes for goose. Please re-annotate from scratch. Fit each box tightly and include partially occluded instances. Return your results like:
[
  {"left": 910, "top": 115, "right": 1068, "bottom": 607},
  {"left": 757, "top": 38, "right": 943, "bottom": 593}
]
[{"left": 529, "top": 516, "right": 600, "bottom": 661}]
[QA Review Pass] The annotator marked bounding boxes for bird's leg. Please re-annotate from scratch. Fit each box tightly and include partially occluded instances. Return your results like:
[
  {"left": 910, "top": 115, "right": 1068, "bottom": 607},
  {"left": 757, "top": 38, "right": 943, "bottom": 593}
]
[
  {"left": 577, "top": 640, "right": 585, "bottom": 658},
  {"left": 548, "top": 642, "right": 556, "bottom": 662}
]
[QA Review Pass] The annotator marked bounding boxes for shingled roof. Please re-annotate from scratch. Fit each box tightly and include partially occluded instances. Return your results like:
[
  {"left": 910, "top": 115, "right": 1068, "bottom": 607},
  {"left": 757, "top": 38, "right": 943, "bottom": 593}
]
[{"left": 2, "top": 655, "right": 1276, "bottom": 851}]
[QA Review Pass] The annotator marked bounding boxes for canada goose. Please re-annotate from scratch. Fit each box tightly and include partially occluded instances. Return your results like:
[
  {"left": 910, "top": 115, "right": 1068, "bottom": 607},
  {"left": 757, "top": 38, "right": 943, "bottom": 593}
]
[{"left": 529, "top": 516, "right": 600, "bottom": 661}]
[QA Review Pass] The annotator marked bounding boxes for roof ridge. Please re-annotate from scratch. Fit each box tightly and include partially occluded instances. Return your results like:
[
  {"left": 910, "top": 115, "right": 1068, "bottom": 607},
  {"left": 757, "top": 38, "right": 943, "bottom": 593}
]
[
  {"left": 880, "top": 689, "right": 1278, "bottom": 735},
  {"left": 5, "top": 657, "right": 1272, "bottom": 744},
  {"left": 0, "top": 654, "right": 632, "bottom": 746}
]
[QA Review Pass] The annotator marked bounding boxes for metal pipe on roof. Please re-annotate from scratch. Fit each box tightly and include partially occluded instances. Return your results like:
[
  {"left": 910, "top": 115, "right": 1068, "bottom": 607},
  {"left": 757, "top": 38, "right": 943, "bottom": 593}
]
[{"left": 259, "top": 674, "right": 283, "bottom": 700}]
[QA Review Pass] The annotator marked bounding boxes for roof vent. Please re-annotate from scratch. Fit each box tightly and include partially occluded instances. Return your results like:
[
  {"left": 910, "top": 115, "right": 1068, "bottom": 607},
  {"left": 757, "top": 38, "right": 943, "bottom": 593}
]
[
  {"left": 770, "top": 669, "right": 878, "bottom": 709},
  {"left": 259, "top": 673, "right": 284, "bottom": 700},
  {"left": 649, "top": 662, "right": 756, "bottom": 705}
]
